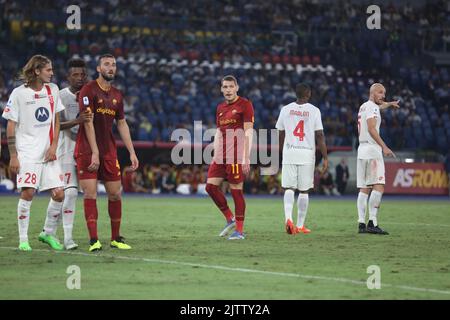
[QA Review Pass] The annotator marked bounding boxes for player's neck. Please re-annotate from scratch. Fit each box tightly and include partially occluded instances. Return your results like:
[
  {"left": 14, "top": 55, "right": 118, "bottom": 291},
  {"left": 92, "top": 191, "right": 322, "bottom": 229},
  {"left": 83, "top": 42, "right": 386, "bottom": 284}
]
[
  {"left": 296, "top": 99, "right": 308, "bottom": 105},
  {"left": 96, "top": 77, "right": 111, "bottom": 92},
  {"left": 69, "top": 86, "right": 79, "bottom": 94},
  {"left": 28, "top": 80, "right": 44, "bottom": 91},
  {"left": 226, "top": 96, "right": 239, "bottom": 105}
]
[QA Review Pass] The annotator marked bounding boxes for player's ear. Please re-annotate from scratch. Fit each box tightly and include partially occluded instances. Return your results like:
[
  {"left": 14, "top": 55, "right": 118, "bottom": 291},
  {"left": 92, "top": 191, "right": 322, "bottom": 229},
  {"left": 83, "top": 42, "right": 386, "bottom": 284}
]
[
  {"left": 34, "top": 68, "right": 40, "bottom": 76},
  {"left": 96, "top": 65, "right": 101, "bottom": 73}
]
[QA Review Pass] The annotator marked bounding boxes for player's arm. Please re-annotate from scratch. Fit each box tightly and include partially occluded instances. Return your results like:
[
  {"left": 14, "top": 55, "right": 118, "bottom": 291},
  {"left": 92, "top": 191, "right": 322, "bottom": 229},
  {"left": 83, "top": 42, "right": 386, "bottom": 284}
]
[
  {"left": 379, "top": 100, "right": 400, "bottom": 110},
  {"left": 315, "top": 129, "right": 328, "bottom": 174},
  {"left": 44, "top": 113, "right": 60, "bottom": 162},
  {"left": 367, "top": 118, "right": 395, "bottom": 157},
  {"left": 6, "top": 120, "right": 19, "bottom": 174},
  {"left": 242, "top": 102, "right": 255, "bottom": 175},
  {"left": 117, "top": 118, "right": 139, "bottom": 170},
  {"left": 278, "top": 129, "right": 285, "bottom": 154},
  {"left": 60, "top": 111, "right": 93, "bottom": 130}
]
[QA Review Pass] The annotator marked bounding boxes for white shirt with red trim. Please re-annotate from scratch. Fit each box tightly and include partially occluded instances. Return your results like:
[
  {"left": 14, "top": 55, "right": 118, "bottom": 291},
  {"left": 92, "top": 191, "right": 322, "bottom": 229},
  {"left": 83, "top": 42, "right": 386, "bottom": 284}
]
[
  {"left": 276, "top": 102, "right": 323, "bottom": 165},
  {"left": 2, "top": 83, "right": 65, "bottom": 163},
  {"left": 357, "top": 100, "right": 382, "bottom": 159}
]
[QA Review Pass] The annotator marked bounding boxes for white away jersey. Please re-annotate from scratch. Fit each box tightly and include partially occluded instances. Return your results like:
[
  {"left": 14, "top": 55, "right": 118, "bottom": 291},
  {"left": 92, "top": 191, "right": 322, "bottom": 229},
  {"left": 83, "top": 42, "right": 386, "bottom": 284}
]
[
  {"left": 357, "top": 100, "right": 382, "bottom": 159},
  {"left": 57, "top": 87, "right": 79, "bottom": 163},
  {"left": 276, "top": 102, "right": 323, "bottom": 164},
  {"left": 2, "top": 83, "right": 65, "bottom": 163}
]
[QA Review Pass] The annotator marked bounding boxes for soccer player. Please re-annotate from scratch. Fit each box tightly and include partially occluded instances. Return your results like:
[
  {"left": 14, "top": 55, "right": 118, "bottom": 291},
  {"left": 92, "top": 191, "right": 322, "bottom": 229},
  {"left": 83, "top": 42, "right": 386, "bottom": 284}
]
[
  {"left": 276, "top": 83, "right": 328, "bottom": 234},
  {"left": 2, "top": 55, "right": 65, "bottom": 251},
  {"left": 356, "top": 83, "right": 399, "bottom": 235},
  {"left": 206, "top": 75, "right": 254, "bottom": 240},
  {"left": 75, "top": 54, "right": 138, "bottom": 252},
  {"left": 43, "top": 58, "right": 92, "bottom": 250}
]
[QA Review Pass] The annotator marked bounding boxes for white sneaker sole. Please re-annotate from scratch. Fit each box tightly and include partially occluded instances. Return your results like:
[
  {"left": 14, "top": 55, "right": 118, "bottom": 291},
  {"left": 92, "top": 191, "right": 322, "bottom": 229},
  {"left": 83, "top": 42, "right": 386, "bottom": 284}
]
[{"left": 219, "top": 223, "right": 236, "bottom": 237}]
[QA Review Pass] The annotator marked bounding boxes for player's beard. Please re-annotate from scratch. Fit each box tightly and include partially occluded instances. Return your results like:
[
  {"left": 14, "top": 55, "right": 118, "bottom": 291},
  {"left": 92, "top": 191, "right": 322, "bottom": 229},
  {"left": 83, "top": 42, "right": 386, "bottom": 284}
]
[{"left": 101, "top": 71, "right": 115, "bottom": 82}]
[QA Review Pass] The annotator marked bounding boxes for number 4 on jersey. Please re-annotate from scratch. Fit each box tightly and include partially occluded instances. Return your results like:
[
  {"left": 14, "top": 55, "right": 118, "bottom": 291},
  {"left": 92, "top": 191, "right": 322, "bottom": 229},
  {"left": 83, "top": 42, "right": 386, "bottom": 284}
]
[{"left": 293, "top": 120, "right": 305, "bottom": 141}]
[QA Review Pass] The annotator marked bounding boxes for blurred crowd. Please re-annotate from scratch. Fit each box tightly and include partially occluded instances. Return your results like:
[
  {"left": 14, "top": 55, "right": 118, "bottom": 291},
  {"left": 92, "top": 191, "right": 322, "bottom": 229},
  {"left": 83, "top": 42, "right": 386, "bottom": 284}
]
[{"left": 0, "top": 1, "right": 449, "bottom": 157}]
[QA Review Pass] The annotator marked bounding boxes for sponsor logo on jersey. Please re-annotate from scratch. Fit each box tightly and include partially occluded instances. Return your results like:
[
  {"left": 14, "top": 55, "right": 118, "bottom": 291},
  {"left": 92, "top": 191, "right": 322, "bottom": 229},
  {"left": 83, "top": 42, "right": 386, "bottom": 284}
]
[
  {"left": 96, "top": 107, "right": 116, "bottom": 116},
  {"left": 26, "top": 100, "right": 36, "bottom": 105},
  {"left": 219, "top": 118, "right": 237, "bottom": 126},
  {"left": 35, "top": 107, "right": 50, "bottom": 122},
  {"left": 83, "top": 96, "right": 89, "bottom": 106},
  {"left": 290, "top": 110, "right": 310, "bottom": 117}
]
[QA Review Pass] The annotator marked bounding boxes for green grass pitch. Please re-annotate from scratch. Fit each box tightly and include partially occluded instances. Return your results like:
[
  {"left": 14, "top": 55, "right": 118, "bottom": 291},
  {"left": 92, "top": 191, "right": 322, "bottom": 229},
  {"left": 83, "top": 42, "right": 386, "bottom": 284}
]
[{"left": 0, "top": 195, "right": 449, "bottom": 299}]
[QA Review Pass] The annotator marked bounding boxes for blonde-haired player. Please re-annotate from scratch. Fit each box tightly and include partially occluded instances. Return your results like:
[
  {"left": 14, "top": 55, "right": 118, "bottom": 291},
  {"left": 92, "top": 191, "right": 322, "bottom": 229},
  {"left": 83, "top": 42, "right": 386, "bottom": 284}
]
[
  {"left": 2, "top": 55, "right": 66, "bottom": 251},
  {"left": 276, "top": 83, "right": 328, "bottom": 235},
  {"left": 356, "top": 83, "right": 399, "bottom": 235}
]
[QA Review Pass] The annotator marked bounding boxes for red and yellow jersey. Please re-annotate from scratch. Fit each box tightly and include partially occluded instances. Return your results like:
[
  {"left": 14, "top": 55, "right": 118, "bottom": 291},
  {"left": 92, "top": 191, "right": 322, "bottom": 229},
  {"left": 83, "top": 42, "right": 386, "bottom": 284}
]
[
  {"left": 74, "top": 80, "right": 125, "bottom": 160},
  {"left": 215, "top": 96, "right": 254, "bottom": 163}
]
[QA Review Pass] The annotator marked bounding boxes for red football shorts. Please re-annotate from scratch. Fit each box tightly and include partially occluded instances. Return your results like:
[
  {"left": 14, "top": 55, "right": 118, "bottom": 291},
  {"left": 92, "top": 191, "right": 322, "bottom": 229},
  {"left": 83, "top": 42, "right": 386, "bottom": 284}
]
[
  {"left": 207, "top": 161, "right": 244, "bottom": 184},
  {"left": 76, "top": 156, "right": 121, "bottom": 182}
]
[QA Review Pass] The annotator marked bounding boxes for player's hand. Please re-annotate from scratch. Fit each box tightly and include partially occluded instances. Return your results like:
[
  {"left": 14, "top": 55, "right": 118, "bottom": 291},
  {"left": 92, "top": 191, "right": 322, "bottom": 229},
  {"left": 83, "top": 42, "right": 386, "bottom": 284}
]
[
  {"left": 44, "top": 146, "right": 57, "bottom": 162},
  {"left": 130, "top": 153, "right": 139, "bottom": 171},
  {"left": 381, "top": 100, "right": 400, "bottom": 109},
  {"left": 383, "top": 146, "right": 396, "bottom": 158},
  {"left": 78, "top": 110, "right": 93, "bottom": 124},
  {"left": 242, "top": 164, "right": 250, "bottom": 176},
  {"left": 9, "top": 156, "right": 20, "bottom": 174},
  {"left": 88, "top": 153, "right": 100, "bottom": 172},
  {"left": 320, "top": 158, "right": 329, "bottom": 175}
]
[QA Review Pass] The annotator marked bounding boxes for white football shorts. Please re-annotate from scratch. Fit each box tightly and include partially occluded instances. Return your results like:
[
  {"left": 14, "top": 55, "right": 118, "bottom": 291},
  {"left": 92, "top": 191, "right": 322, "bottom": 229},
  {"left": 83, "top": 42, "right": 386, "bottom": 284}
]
[
  {"left": 281, "top": 164, "right": 314, "bottom": 191},
  {"left": 357, "top": 158, "right": 385, "bottom": 188}
]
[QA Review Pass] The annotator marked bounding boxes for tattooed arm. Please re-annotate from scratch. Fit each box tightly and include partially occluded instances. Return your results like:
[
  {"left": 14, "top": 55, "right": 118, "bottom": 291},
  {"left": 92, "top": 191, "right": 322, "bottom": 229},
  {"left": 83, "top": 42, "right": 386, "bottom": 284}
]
[{"left": 6, "top": 120, "right": 19, "bottom": 174}]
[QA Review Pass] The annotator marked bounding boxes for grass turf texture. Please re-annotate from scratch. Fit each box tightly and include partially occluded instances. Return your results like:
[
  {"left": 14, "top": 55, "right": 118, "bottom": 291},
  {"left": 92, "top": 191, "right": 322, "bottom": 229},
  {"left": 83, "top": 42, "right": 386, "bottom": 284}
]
[{"left": 0, "top": 195, "right": 449, "bottom": 299}]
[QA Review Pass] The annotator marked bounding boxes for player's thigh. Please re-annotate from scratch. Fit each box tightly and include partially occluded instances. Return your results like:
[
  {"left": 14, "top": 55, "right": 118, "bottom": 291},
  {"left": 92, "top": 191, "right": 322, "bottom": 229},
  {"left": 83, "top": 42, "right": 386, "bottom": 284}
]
[
  {"left": 356, "top": 159, "right": 369, "bottom": 189},
  {"left": 17, "top": 163, "right": 43, "bottom": 190},
  {"left": 297, "top": 164, "right": 314, "bottom": 192},
  {"left": 99, "top": 159, "right": 121, "bottom": 182},
  {"left": 40, "top": 160, "right": 65, "bottom": 192},
  {"left": 61, "top": 163, "right": 78, "bottom": 189},
  {"left": 281, "top": 164, "right": 299, "bottom": 190},
  {"left": 225, "top": 163, "right": 244, "bottom": 184},
  {"left": 366, "top": 158, "right": 385, "bottom": 186},
  {"left": 207, "top": 161, "right": 227, "bottom": 182},
  {"left": 76, "top": 155, "right": 97, "bottom": 180}
]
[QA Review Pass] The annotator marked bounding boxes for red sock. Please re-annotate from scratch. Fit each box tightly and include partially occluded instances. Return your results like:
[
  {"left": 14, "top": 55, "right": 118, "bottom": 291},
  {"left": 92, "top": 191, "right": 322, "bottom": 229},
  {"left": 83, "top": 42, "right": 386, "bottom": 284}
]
[
  {"left": 205, "top": 183, "right": 234, "bottom": 222},
  {"left": 108, "top": 199, "right": 122, "bottom": 240},
  {"left": 84, "top": 199, "right": 98, "bottom": 241},
  {"left": 231, "top": 189, "right": 246, "bottom": 233}
]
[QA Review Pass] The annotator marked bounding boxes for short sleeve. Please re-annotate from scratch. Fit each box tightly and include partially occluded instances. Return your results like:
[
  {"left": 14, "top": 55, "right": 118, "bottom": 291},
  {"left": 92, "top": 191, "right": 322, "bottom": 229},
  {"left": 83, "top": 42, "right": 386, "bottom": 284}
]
[
  {"left": 366, "top": 104, "right": 379, "bottom": 120},
  {"left": 216, "top": 106, "right": 219, "bottom": 127},
  {"left": 314, "top": 109, "right": 324, "bottom": 131},
  {"left": 275, "top": 108, "right": 284, "bottom": 130},
  {"left": 243, "top": 100, "right": 254, "bottom": 123},
  {"left": 79, "top": 84, "right": 94, "bottom": 113},
  {"left": 55, "top": 91, "right": 65, "bottom": 113},
  {"left": 115, "top": 93, "right": 125, "bottom": 120},
  {"left": 2, "top": 89, "right": 19, "bottom": 122}
]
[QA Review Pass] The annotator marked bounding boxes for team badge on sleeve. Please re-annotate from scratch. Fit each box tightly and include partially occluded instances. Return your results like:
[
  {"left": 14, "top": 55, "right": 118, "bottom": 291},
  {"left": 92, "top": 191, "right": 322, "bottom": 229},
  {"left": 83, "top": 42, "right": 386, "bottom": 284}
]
[{"left": 83, "top": 96, "right": 89, "bottom": 106}]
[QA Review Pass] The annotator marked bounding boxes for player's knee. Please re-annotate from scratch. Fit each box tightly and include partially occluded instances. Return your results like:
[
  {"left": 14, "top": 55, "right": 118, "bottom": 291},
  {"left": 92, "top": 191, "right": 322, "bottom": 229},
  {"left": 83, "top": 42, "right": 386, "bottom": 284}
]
[
  {"left": 20, "top": 188, "right": 35, "bottom": 201},
  {"left": 65, "top": 187, "right": 78, "bottom": 201},
  {"left": 108, "top": 190, "right": 121, "bottom": 201},
  {"left": 51, "top": 187, "right": 65, "bottom": 202}
]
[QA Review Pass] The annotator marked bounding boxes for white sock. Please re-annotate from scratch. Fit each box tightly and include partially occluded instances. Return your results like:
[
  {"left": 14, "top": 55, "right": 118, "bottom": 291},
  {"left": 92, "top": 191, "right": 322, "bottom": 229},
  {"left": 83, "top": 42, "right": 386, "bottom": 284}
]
[
  {"left": 297, "top": 193, "right": 309, "bottom": 228},
  {"left": 43, "top": 199, "right": 63, "bottom": 236},
  {"left": 283, "top": 189, "right": 295, "bottom": 222},
  {"left": 357, "top": 192, "right": 369, "bottom": 223},
  {"left": 63, "top": 188, "right": 78, "bottom": 243},
  {"left": 18, "top": 199, "right": 32, "bottom": 243},
  {"left": 368, "top": 190, "right": 383, "bottom": 226}
]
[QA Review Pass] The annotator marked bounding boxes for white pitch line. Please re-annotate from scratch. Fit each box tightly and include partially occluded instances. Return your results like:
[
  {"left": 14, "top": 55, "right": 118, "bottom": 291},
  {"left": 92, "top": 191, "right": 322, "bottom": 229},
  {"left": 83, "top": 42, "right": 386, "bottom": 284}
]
[{"left": 1, "top": 246, "right": 450, "bottom": 296}]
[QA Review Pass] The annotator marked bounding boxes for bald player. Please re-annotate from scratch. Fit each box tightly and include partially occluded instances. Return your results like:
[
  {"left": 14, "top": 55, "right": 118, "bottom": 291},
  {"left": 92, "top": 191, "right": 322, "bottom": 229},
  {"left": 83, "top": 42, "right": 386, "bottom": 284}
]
[{"left": 356, "top": 83, "right": 399, "bottom": 235}]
